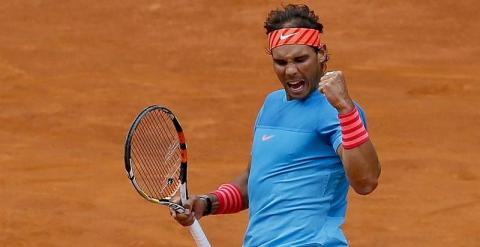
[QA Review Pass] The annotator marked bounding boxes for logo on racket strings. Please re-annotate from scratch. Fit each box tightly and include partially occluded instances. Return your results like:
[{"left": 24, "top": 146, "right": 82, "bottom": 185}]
[{"left": 165, "top": 142, "right": 180, "bottom": 162}]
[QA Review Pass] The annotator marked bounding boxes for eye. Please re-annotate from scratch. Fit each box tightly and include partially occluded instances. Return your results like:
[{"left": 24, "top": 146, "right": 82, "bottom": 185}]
[
  {"left": 273, "top": 59, "right": 287, "bottom": 66},
  {"left": 294, "top": 55, "right": 308, "bottom": 63}
]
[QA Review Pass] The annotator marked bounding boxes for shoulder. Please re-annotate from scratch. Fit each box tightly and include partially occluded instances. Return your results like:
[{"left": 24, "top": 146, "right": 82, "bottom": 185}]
[
  {"left": 264, "top": 89, "right": 285, "bottom": 103},
  {"left": 258, "top": 89, "right": 285, "bottom": 110},
  {"left": 254, "top": 89, "right": 284, "bottom": 122}
]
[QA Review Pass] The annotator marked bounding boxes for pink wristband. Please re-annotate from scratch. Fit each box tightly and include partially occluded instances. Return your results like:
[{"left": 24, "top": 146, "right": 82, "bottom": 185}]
[
  {"left": 339, "top": 107, "right": 369, "bottom": 149},
  {"left": 211, "top": 183, "right": 244, "bottom": 214}
]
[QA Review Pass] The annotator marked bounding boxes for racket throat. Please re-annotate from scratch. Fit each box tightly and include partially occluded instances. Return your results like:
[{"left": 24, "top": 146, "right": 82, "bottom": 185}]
[
  {"left": 180, "top": 183, "right": 188, "bottom": 205},
  {"left": 179, "top": 162, "right": 189, "bottom": 205}
]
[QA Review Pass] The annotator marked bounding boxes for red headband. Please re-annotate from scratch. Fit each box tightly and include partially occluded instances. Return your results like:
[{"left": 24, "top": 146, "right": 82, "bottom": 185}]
[{"left": 267, "top": 28, "right": 321, "bottom": 53}]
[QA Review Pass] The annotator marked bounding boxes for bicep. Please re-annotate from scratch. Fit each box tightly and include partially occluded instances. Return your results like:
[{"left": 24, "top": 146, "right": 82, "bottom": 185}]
[
  {"left": 230, "top": 159, "right": 250, "bottom": 192},
  {"left": 336, "top": 145, "right": 344, "bottom": 159},
  {"left": 230, "top": 158, "right": 251, "bottom": 207}
]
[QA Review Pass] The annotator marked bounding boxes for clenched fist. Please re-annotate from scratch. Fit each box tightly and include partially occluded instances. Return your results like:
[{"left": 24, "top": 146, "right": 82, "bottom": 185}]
[
  {"left": 318, "top": 71, "right": 355, "bottom": 114},
  {"left": 169, "top": 195, "right": 207, "bottom": 227}
]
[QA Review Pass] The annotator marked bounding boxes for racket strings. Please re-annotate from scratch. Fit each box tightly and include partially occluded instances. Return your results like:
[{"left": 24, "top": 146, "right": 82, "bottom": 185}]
[
  {"left": 132, "top": 113, "right": 171, "bottom": 198},
  {"left": 136, "top": 114, "right": 173, "bottom": 185},
  {"left": 153, "top": 111, "right": 183, "bottom": 193},
  {"left": 137, "top": 111, "right": 181, "bottom": 197},
  {"left": 130, "top": 109, "right": 182, "bottom": 199},
  {"left": 131, "top": 134, "right": 166, "bottom": 197},
  {"left": 132, "top": 116, "right": 180, "bottom": 198}
]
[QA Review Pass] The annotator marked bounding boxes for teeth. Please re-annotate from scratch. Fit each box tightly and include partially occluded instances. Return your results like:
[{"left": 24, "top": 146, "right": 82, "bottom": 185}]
[
  {"left": 288, "top": 80, "right": 304, "bottom": 91},
  {"left": 288, "top": 80, "right": 302, "bottom": 86}
]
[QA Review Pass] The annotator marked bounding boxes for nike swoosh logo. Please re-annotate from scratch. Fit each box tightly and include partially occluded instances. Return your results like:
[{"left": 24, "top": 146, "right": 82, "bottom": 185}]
[
  {"left": 261, "top": 134, "right": 275, "bottom": 141},
  {"left": 280, "top": 33, "right": 297, "bottom": 40}
]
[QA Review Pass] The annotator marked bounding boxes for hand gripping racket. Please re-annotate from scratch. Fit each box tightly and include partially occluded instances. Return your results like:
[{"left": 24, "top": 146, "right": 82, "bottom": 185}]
[{"left": 124, "top": 105, "right": 211, "bottom": 247}]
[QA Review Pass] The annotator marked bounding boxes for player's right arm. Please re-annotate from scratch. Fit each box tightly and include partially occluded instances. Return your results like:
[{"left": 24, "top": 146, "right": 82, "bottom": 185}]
[{"left": 171, "top": 160, "right": 251, "bottom": 226}]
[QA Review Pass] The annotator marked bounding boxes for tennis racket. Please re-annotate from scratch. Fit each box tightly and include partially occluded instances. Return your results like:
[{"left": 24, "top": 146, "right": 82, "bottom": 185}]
[{"left": 124, "top": 105, "right": 211, "bottom": 247}]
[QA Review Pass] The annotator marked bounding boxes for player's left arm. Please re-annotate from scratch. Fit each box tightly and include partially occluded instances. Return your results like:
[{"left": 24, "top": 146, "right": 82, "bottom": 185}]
[
  {"left": 319, "top": 71, "right": 381, "bottom": 195},
  {"left": 337, "top": 139, "right": 380, "bottom": 195}
]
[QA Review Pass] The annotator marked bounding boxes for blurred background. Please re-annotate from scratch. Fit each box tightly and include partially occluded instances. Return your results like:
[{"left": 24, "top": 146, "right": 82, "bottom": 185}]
[{"left": 1, "top": 0, "right": 479, "bottom": 246}]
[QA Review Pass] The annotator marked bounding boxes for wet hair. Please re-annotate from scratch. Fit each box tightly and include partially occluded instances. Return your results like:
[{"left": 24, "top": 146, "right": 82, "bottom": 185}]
[{"left": 264, "top": 4, "right": 324, "bottom": 34}]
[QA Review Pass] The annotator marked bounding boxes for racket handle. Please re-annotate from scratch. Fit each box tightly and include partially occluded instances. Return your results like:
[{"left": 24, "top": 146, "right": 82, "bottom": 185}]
[{"left": 188, "top": 219, "right": 211, "bottom": 247}]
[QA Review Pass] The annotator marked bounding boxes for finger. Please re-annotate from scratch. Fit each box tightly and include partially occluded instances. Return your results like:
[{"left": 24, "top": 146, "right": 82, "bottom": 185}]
[
  {"left": 320, "top": 76, "right": 336, "bottom": 85},
  {"left": 169, "top": 208, "right": 177, "bottom": 217},
  {"left": 176, "top": 212, "right": 189, "bottom": 220},
  {"left": 318, "top": 80, "right": 331, "bottom": 94},
  {"left": 170, "top": 195, "right": 181, "bottom": 205},
  {"left": 192, "top": 198, "right": 207, "bottom": 220},
  {"left": 318, "top": 85, "right": 325, "bottom": 94},
  {"left": 187, "top": 212, "right": 195, "bottom": 225},
  {"left": 193, "top": 211, "right": 201, "bottom": 220},
  {"left": 182, "top": 198, "right": 194, "bottom": 211},
  {"left": 318, "top": 80, "right": 329, "bottom": 87},
  {"left": 175, "top": 210, "right": 195, "bottom": 226},
  {"left": 321, "top": 71, "right": 336, "bottom": 80},
  {"left": 169, "top": 201, "right": 196, "bottom": 227}
]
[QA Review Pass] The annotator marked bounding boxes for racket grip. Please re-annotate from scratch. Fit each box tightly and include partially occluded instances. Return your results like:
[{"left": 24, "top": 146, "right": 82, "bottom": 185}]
[{"left": 188, "top": 219, "right": 211, "bottom": 247}]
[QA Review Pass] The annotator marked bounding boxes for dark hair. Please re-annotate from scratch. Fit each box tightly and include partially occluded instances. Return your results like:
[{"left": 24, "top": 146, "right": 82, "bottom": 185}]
[{"left": 264, "top": 4, "right": 324, "bottom": 34}]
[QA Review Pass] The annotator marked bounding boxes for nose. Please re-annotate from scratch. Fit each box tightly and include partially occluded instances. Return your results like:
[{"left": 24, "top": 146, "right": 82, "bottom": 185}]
[{"left": 285, "top": 63, "right": 298, "bottom": 77}]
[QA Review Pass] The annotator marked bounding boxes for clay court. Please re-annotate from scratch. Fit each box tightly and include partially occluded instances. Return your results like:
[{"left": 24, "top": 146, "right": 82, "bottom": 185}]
[{"left": 1, "top": 0, "right": 479, "bottom": 246}]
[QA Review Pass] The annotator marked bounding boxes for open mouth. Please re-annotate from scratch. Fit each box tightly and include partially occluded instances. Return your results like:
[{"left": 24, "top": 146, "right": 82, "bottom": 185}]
[{"left": 287, "top": 80, "right": 305, "bottom": 93}]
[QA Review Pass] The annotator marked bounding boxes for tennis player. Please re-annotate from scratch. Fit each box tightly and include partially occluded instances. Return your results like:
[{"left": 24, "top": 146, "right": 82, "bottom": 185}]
[{"left": 171, "top": 4, "right": 381, "bottom": 246}]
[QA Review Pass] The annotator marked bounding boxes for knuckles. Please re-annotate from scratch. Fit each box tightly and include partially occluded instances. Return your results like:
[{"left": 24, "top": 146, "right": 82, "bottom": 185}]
[
  {"left": 173, "top": 210, "right": 194, "bottom": 226},
  {"left": 169, "top": 196, "right": 204, "bottom": 227},
  {"left": 321, "top": 73, "right": 344, "bottom": 86}
]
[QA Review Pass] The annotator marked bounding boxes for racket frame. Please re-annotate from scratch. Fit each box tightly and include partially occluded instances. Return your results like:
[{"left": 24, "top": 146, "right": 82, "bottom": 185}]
[
  {"left": 124, "top": 105, "right": 188, "bottom": 213},
  {"left": 124, "top": 105, "right": 211, "bottom": 247}
]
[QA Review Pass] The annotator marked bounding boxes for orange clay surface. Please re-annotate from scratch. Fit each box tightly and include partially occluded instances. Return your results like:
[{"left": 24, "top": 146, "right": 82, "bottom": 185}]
[{"left": 1, "top": 1, "right": 479, "bottom": 246}]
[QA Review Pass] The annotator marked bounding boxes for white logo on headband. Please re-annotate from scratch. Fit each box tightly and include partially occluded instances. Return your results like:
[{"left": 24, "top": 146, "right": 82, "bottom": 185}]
[{"left": 280, "top": 32, "right": 297, "bottom": 40}]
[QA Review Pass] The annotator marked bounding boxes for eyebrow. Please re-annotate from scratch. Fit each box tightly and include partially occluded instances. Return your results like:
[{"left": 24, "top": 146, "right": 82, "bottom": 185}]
[
  {"left": 272, "top": 53, "right": 309, "bottom": 61},
  {"left": 295, "top": 54, "right": 309, "bottom": 60}
]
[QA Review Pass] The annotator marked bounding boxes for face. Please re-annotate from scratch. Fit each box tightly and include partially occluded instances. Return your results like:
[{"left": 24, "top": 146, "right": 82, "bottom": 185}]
[{"left": 271, "top": 45, "right": 326, "bottom": 100}]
